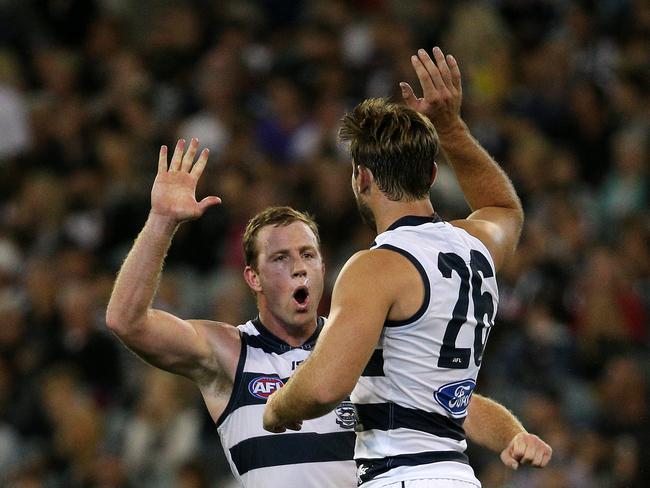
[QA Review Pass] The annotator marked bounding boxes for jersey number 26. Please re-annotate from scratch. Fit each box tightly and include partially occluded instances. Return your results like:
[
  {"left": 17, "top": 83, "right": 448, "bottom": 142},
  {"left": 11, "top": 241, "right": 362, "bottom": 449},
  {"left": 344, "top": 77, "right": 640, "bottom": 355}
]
[{"left": 437, "top": 250, "right": 495, "bottom": 369}]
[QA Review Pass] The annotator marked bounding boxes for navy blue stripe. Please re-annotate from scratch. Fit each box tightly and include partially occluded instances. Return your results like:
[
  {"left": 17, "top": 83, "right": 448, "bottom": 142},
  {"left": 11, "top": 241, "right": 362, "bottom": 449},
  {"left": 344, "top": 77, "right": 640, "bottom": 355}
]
[
  {"left": 376, "top": 244, "right": 431, "bottom": 327},
  {"left": 356, "top": 450, "right": 469, "bottom": 484},
  {"left": 230, "top": 431, "right": 355, "bottom": 475},
  {"left": 362, "top": 349, "right": 385, "bottom": 377},
  {"left": 245, "top": 316, "right": 325, "bottom": 354},
  {"left": 385, "top": 214, "right": 442, "bottom": 232},
  {"left": 215, "top": 334, "right": 247, "bottom": 426},
  {"left": 355, "top": 403, "right": 465, "bottom": 441},
  {"left": 243, "top": 334, "right": 295, "bottom": 354}
]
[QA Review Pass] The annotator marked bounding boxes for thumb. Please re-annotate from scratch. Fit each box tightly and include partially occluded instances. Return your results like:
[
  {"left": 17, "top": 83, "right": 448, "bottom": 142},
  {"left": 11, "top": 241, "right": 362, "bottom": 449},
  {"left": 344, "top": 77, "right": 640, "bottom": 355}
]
[
  {"left": 500, "top": 447, "right": 519, "bottom": 470},
  {"left": 400, "top": 82, "right": 418, "bottom": 110},
  {"left": 199, "top": 195, "right": 222, "bottom": 211}
]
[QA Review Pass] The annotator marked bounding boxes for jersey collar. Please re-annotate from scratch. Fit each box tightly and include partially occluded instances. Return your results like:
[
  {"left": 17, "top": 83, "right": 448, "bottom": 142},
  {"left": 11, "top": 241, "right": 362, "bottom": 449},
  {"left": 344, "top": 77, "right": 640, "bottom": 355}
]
[
  {"left": 251, "top": 316, "right": 325, "bottom": 353},
  {"left": 385, "top": 213, "right": 443, "bottom": 232}
]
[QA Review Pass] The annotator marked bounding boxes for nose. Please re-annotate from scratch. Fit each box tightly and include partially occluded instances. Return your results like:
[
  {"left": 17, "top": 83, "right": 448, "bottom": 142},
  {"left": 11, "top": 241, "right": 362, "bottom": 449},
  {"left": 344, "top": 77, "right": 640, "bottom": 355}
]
[{"left": 292, "top": 257, "right": 307, "bottom": 278}]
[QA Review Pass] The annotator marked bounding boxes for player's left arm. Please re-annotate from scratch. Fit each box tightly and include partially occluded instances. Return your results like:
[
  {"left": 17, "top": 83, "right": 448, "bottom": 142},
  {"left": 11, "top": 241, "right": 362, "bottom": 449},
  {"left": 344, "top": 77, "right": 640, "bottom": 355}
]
[
  {"left": 466, "top": 394, "right": 552, "bottom": 469},
  {"left": 263, "top": 250, "right": 392, "bottom": 432}
]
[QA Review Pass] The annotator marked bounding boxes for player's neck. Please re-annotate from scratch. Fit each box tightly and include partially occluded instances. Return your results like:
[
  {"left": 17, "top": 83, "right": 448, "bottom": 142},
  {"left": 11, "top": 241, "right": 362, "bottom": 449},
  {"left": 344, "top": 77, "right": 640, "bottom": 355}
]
[
  {"left": 257, "top": 309, "right": 319, "bottom": 347},
  {"left": 372, "top": 198, "right": 435, "bottom": 235}
]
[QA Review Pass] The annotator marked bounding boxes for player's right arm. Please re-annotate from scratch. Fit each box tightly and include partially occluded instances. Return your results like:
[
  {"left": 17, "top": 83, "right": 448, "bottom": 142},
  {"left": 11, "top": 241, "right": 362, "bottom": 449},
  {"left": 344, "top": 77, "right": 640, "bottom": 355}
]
[
  {"left": 401, "top": 47, "right": 524, "bottom": 271},
  {"left": 466, "top": 394, "right": 552, "bottom": 469},
  {"left": 105, "top": 139, "right": 233, "bottom": 383}
]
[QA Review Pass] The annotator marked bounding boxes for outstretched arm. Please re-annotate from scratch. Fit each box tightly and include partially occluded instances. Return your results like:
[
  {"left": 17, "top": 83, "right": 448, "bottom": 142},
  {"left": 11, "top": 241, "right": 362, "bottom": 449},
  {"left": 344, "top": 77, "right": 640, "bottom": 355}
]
[
  {"left": 401, "top": 47, "right": 524, "bottom": 271},
  {"left": 467, "top": 394, "right": 552, "bottom": 469},
  {"left": 105, "top": 139, "right": 231, "bottom": 383}
]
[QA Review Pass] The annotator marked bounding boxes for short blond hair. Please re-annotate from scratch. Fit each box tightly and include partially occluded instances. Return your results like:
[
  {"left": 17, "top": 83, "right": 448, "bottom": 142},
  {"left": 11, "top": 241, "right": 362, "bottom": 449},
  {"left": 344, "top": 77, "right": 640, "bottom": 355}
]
[{"left": 243, "top": 206, "right": 320, "bottom": 269}]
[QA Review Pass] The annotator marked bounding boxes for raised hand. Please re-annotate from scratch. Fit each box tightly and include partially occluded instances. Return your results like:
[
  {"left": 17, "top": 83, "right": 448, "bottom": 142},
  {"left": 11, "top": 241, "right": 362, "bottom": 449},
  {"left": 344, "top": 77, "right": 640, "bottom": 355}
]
[
  {"left": 400, "top": 46, "right": 463, "bottom": 134},
  {"left": 500, "top": 432, "right": 553, "bottom": 470},
  {"left": 151, "top": 138, "right": 222, "bottom": 222}
]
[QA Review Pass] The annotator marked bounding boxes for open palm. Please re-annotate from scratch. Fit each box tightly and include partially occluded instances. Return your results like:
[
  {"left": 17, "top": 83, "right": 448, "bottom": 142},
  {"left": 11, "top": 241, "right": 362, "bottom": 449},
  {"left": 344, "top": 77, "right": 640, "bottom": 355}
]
[
  {"left": 400, "top": 47, "right": 463, "bottom": 133},
  {"left": 151, "top": 138, "right": 221, "bottom": 222}
]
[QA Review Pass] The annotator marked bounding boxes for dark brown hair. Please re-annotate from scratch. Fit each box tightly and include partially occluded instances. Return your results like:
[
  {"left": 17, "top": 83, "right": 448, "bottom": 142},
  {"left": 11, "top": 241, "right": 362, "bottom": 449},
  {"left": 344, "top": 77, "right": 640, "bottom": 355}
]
[{"left": 339, "top": 98, "right": 439, "bottom": 201}]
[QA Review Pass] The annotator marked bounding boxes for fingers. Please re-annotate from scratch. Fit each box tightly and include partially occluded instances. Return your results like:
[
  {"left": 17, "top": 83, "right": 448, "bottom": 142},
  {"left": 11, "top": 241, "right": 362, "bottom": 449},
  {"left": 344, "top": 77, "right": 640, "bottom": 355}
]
[
  {"left": 169, "top": 139, "right": 185, "bottom": 171},
  {"left": 285, "top": 420, "right": 303, "bottom": 431},
  {"left": 539, "top": 448, "right": 552, "bottom": 468},
  {"left": 521, "top": 438, "right": 539, "bottom": 465},
  {"left": 410, "top": 47, "right": 460, "bottom": 108},
  {"left": 529, "top": 436, "right": 552, "bottom": 468},
  {"left": 511, "top": 433, "right": 527, "bottom": 462},
  {"left": 411, "top": 54, "right": 436, "bottom": 99},
  {"left": 190, "top": 148, "right": 210, "bottom": 179},
  {"left": 447, "top": 54, "right": 462, "bottom": 92},
  {"left": 511, "top": 433, "right": 553, "bottom": 469},
  {"left": 417, "top": 48, "right": 446, "bottom": 92},
  {"left": 157, "top": 145, "right": 168, "bottom": 174},
  {"left": 500, "top": 449, "right": 519, "bottom": 470},
  {"left": 432, "top": 47, "right": 453, "bottom": 90},
  {"left": 399, "top": 82, "right": 419, "bottom": 110},
  {"left": 532, "top": 446, "right": 546, "bottom": 467},
  {"left": 165, "top": 138, "right": 209, "bottom": 175},
  {"left": 181, "top": 137, "right": 199, "bottom": 172}
]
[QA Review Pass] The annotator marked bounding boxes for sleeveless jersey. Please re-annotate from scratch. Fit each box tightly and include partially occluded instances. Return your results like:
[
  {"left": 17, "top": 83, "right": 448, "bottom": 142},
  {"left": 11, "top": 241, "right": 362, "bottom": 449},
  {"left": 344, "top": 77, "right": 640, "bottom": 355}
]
[
  {"left": 216, "top": 317, "right": 357, "bottom": 487},
  {"left": 351, "top": 215, "right": 498, "bottom": 486}
]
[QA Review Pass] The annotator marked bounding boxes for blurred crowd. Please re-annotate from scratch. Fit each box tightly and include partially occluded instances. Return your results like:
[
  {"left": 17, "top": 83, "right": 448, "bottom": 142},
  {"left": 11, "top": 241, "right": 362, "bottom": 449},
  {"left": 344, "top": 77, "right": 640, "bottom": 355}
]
[{"left": 0, "top": 0, "right": 648, "bottom": 487}]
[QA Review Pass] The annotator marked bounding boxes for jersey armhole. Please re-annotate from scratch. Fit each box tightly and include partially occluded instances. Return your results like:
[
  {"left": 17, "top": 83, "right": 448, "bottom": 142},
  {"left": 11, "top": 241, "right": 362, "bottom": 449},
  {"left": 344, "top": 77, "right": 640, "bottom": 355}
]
[
  {"left": 376, "top": 244, "right": 431, "bottom": 328},
  {"left": 215, "top": 332, "right": 247, "bottom": 427}
]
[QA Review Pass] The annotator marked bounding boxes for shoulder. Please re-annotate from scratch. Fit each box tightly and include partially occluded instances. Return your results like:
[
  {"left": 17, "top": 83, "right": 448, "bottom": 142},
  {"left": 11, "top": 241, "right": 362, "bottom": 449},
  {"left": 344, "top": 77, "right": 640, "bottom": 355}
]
[
  {"left": 448, "top": 219, "right": 501, "bottom": 267},
  {"left": 335, "top": 248, "right": 417, "bottom": 295},
  {"left": 341, "top": 248, "right": 409, "bottom": 275},
  {"left": 449, "top": 206, "right": 523, "bottom": 271}
]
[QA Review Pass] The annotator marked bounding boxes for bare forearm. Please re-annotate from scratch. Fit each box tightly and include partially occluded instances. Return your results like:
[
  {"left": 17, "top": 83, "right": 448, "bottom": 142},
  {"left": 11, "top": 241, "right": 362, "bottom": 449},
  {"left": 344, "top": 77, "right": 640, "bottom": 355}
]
[
  {"left": 106, "top": 213, "right": 178, "bottom": 330},
  {"left": 271, "top": 363, "right": 338, "bottom": 423},
  {"left": 273, "top": 387, "right": 333, "bottom": 423},
  {"left": 439, "top": 122, "right": 523, "bottom": 216},
  {"left": 465, "top": 394, "right": 525, "bottom": 452}
]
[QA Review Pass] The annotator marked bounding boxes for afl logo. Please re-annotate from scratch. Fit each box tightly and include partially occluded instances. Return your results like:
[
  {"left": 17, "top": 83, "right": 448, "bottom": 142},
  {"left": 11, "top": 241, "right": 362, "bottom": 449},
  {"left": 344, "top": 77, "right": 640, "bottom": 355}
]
[
  {"left": 434, "top": 379, "right": 476, "bottom": 417},
  {"left": 248, "top": 376, "right": 284, "bottom": 399}
]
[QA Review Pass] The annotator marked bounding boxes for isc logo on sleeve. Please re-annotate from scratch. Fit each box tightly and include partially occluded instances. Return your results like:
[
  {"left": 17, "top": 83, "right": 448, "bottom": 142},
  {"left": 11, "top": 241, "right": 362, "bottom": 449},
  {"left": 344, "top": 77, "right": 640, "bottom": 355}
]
[{"left": 248, "top": 376, "right": 285, "bottom": 399}]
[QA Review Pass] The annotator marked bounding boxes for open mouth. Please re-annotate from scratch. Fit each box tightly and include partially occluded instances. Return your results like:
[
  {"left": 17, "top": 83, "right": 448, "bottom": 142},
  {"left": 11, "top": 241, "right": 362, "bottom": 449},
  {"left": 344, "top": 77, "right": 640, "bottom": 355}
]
[{"left": 293, "top": 286, "right": 309, "bottom": 306}]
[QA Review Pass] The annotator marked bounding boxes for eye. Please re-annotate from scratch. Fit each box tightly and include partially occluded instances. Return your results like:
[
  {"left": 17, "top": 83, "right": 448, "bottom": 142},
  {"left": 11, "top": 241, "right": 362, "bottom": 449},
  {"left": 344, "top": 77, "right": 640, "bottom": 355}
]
[
  {"left": 302, "top": 252, "right": 315, "bottom": 259},
  {"left": 274, "top": 255, "right": 287, "bottom": 262}
]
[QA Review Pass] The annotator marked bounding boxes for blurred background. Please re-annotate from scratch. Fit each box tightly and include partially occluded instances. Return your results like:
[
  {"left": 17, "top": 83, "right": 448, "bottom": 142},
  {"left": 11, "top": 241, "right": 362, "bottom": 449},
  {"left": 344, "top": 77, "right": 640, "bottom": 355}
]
[{"left": 0, "top": 0, "right": 648, "bottom": 486}]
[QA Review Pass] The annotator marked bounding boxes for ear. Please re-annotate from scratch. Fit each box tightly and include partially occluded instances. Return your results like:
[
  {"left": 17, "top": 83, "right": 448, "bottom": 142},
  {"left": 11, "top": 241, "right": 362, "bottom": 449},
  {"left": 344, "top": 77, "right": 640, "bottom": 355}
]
[
  {"left": 430, "top": 162, "right": 438, "bottom": 186},
  {"left": 243, "top": 266, "right": 263, "bottom": 293},
  {"left": 357, "top": 165, "right": 374, "bottom": 194}
]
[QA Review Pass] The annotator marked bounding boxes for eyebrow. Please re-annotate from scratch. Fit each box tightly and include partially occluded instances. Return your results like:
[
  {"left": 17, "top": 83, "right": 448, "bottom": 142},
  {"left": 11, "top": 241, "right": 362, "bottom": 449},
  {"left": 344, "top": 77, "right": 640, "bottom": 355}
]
[{"left": 269, "top": 246, "right": 318, "bottom": 257}]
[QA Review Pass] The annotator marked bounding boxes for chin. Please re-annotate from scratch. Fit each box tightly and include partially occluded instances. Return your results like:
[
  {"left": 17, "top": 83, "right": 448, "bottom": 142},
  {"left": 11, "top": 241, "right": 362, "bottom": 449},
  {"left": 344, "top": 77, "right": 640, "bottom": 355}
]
[{"left": 290, "top": 310, "right": 316, "bottom": 326}]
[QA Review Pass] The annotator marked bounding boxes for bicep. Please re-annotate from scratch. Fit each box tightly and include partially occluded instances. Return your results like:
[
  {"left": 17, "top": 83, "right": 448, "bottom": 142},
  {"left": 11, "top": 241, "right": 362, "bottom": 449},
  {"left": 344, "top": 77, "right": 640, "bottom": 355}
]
[{"left": 113, "top": 309, "right": 222, "bottom": 380}]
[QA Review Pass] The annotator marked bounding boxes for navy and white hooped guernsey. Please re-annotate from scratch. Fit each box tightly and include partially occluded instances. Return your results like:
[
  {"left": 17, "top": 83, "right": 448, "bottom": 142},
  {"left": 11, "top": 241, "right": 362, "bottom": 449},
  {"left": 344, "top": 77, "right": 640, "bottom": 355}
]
[
  {"left": 352, "top": 215, "right": 498, "bottom": 486},
  {"left": 216, "top": 317, "right": 357, "bottom": 487}
]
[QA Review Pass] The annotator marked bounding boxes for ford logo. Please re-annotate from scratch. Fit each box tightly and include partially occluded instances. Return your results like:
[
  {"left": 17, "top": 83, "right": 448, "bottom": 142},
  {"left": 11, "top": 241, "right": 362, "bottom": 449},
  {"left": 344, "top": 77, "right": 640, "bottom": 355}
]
[{"left": 434, "top": 379, "right": 476, "bottom": 417}]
